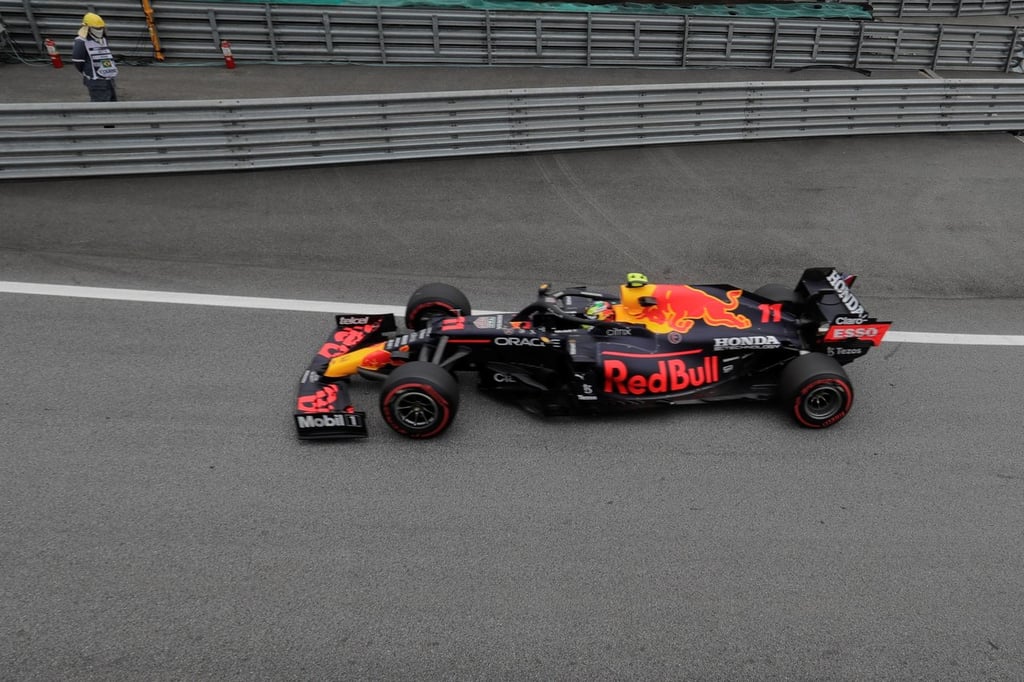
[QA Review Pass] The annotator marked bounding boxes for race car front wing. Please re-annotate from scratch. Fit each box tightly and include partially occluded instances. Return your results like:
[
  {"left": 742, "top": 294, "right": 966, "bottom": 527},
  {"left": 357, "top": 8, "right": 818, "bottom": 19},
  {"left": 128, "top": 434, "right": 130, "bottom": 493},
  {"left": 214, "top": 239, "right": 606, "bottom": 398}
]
[{"left": 294, "top": 313, "right": 397, "bottom": 439}]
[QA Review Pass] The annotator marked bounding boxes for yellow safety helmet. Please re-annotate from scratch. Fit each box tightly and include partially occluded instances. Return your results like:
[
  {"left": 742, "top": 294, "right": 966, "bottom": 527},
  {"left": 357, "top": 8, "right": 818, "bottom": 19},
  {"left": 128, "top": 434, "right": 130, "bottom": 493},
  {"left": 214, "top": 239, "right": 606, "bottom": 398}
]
[{"left": 82, "top": 12, "right": 106, "bottom": 28}]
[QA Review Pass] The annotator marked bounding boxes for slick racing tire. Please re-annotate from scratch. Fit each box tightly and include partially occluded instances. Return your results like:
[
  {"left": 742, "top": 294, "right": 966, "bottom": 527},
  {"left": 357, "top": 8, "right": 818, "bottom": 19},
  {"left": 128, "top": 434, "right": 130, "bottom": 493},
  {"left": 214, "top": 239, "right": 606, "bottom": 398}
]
[
  {"left": 405, "top": 283, "right": 472, "bottom": 331},
  {"left": 380, "top": 361, "right": 460, "bottom": 438},
  {"left": 780, "top": 353, "right": 854, "bottom": 429},
  {"left": 755, "top": 283, "right": 802, "bottom": 303}
]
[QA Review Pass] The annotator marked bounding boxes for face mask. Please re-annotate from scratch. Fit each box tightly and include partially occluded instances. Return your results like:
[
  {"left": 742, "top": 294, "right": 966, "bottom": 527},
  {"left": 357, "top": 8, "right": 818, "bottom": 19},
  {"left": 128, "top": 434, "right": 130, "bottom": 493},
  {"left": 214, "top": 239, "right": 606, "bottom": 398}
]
[{"left": 88, "top": 28, "right": 104, "bottom": 40}]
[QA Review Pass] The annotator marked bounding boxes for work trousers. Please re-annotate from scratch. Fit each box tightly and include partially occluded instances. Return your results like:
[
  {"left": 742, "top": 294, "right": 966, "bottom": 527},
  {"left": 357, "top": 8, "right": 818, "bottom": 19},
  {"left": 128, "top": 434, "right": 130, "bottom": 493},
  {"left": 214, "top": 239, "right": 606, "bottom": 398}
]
[{"left": 84, "top": 77, "right": 117, "bottom": 102}]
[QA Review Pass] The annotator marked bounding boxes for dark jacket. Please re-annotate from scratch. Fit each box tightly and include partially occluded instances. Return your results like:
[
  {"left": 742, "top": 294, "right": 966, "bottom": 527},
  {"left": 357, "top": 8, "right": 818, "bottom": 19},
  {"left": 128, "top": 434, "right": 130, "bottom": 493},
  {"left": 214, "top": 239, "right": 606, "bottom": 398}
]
[{"left": 71, "top": 35, "right": 118, "bottom": 80}]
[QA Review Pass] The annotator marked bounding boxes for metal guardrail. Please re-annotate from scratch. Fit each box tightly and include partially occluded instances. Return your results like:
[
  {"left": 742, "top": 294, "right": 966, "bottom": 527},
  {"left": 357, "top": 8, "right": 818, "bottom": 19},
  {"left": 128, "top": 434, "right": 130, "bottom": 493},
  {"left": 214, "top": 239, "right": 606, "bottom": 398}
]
[
  {"left": 1, "top": 0, "right": 1021, "bottom": 71},
  {"left": 871, "top": 0, "right": 1024, "bottom": 17},
  {"left": 2, "top": 78, "right": 1023, "bottom": 179}
]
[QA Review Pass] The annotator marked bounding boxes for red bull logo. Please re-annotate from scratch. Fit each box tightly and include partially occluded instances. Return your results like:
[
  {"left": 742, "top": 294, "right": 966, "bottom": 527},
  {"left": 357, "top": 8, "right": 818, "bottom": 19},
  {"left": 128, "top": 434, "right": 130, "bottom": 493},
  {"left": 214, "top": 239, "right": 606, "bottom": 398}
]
[
  {"left": 325, "top": 341, "right": 394, "bottom": 378},
  {"left": 296, "top": 384, "right": 340, "bottom": 413},
  {"left": 619, "top": 284, "right": 752, "bottom": 334},
  {"left": 318, "top": 323, "right": 379, "bottom": 359},
  {"left": 358, "top": 348, "right": 394, "bottom": 370},
  {"left": 603, "top": 353, "right": 720, "bottom": 396}
]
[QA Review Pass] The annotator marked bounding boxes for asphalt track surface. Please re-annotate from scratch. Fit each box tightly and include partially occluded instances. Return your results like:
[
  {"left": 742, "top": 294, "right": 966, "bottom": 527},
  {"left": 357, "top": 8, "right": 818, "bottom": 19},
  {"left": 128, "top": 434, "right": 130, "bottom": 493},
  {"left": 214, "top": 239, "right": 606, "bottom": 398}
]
[{"left": 2, "top": 62, "right": 1024, "bottom": 679}]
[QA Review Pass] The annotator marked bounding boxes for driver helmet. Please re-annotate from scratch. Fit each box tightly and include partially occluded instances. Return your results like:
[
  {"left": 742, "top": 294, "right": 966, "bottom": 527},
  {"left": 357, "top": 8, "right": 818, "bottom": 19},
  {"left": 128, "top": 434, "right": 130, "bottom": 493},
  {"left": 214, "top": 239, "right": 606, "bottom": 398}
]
[
  {"left": 584, "top": 301, "right": 615, "bottom": 321},
  {"left": 82, "top": 13, "right": 106, "bottom": 40},
  {"left": 625, "top": 272, "right": 649, "bottom": 288}
]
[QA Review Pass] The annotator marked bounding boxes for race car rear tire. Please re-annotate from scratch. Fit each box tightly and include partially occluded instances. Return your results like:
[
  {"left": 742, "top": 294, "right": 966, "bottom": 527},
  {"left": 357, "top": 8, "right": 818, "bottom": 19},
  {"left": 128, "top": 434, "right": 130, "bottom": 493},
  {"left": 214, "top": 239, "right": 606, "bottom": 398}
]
[
  {"left": 405, "top": 283, "right": 472, "bottom": 331},
  {"left": 780, "top": 353, "right": 854, "bottom": 429},
  {"left": 755, "top": 283, "right": 801, "bottom": 303},
  {"left": 380, "top": 361, "right": 460, "bottom": 438}
]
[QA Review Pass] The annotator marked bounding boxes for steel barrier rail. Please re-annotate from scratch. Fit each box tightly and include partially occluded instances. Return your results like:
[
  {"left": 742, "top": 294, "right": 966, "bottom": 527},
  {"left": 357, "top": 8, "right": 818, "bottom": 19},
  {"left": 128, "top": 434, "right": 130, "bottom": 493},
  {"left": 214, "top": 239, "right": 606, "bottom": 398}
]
[
  {"left": 2, "top": 78, "right": 1023, "bottom": 179},
  {"left": 1, "top": 0, "right": 1021, "bottom": 71},
  {"left": 871, "top": 0, "right": 1024, "bottom": 17}
]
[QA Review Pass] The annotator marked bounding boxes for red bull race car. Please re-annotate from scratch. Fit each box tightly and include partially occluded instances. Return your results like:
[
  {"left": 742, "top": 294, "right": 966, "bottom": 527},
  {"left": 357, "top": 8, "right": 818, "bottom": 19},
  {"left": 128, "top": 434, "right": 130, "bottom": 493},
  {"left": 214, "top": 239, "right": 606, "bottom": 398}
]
[{"left": 295, "top": 268, "right": 890, "bottom": 439}]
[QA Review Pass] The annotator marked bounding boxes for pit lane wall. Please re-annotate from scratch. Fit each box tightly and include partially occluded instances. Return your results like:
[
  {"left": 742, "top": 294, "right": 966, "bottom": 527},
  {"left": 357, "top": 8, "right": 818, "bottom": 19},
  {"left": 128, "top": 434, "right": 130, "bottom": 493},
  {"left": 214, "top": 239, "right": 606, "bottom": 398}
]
[
  {"left": 1, "top": 0, "right": 1021, "bottom": 69},
  {"left": 3, "top": 78, "right": 1024, "bottom": 179}
]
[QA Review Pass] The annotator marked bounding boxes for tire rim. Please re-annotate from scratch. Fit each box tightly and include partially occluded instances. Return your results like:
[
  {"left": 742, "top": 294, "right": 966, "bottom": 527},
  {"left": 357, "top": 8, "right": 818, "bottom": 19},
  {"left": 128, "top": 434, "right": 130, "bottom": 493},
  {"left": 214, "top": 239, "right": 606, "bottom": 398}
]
[
  {"left": 392, "top": 389, "right": 441, "bottom": 430},
  {"left": 804, "top": 384, "right": 845, "bottom": 421}
]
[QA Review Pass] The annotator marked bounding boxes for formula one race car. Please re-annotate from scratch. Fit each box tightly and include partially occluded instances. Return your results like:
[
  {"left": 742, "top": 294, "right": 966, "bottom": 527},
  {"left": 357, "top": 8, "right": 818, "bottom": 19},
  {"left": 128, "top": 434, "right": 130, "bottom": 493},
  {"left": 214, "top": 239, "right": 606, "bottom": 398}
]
[{"left": 295, "top": 269, "right": 890, "bottom": 439}]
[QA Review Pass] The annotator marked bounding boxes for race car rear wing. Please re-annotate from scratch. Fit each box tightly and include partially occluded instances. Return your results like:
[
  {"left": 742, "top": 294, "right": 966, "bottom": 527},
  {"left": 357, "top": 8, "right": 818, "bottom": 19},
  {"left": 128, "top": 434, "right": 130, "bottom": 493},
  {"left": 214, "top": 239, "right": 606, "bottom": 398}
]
[
  {"left": 798, "top": 268, "right": 877, "bottom": 325},
  {"left": 797, "top": 268, "right": 891, "bottom": 359},
  {"left": 294, "top": 313, "right": 397, "bottom": 439}
]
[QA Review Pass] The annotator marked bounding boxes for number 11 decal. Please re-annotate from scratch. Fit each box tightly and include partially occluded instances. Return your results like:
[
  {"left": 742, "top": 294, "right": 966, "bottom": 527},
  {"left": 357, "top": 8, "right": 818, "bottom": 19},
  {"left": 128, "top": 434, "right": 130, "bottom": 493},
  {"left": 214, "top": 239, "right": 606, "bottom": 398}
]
[{"left": 759, "top": 303, "right": 783, "bottom": 323}]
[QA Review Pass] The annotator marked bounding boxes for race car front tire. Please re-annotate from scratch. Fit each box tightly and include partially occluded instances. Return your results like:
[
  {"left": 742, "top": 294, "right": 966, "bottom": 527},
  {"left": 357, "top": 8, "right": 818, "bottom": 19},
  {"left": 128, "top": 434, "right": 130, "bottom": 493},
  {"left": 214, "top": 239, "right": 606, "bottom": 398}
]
[
  {"left": 780, "top": 353, "right": 854, "bottom": 428},
  {"left": 405, "top": 283, "right": 472, "bottom": 331},
  {"left": 379, "top": 361, "right": 460, "bottom": 438}
]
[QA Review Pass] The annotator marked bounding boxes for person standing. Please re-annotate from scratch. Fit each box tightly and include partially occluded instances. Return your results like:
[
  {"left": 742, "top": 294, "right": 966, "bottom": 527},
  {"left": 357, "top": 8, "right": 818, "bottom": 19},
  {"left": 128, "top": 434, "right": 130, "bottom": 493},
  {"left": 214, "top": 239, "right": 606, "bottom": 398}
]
[{"left": 71, "top": 12, "right": 119, "bottom": 101}]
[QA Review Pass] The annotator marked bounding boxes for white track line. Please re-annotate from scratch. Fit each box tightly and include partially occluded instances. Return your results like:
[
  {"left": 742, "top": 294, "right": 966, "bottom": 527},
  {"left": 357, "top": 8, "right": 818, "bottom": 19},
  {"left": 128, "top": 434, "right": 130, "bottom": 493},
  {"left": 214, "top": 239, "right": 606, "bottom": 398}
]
[
  {"left": 0, "top": 281, "right": 402, "bottom": 315},
  {"left": 885, "top": 331, "right": 1023, "bottom": 346},
  {"left": 2, "top": 281, "right": 1023, "bottom": 346}
]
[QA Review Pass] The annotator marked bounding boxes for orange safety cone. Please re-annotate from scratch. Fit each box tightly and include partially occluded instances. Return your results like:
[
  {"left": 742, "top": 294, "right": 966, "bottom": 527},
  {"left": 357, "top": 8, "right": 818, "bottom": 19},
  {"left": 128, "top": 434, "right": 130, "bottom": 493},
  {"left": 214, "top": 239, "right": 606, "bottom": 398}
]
[
  {"left": 45, "top": 37, "right": 63, "bottom": 68},
  {"left": 221, "top": 40, "right": 236, "bottom": 69}
]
